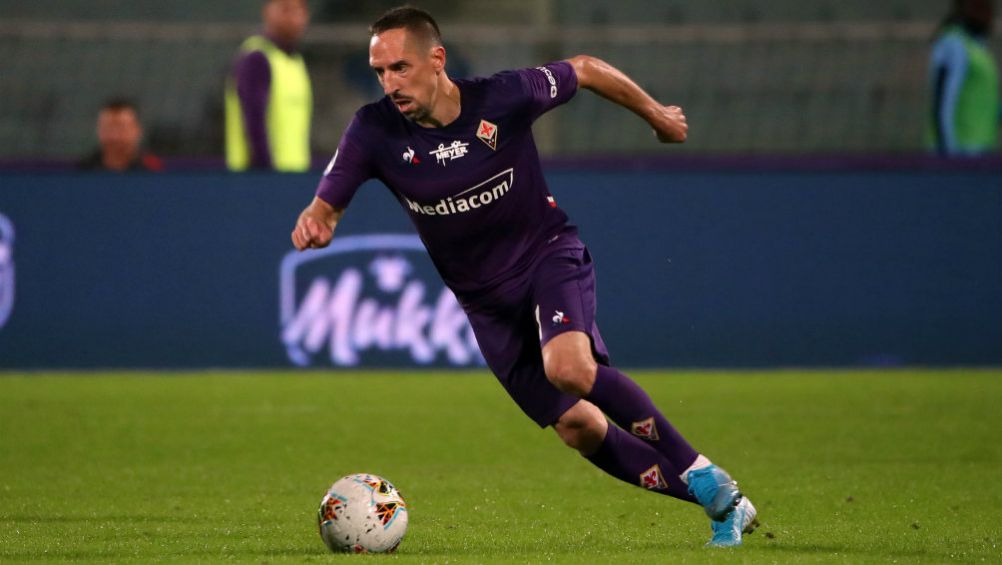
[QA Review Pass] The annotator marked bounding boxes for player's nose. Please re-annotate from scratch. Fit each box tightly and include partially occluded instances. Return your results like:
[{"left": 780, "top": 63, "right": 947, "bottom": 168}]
[{"left": 382, "top": 77, "right": 398, "bottom": 96}]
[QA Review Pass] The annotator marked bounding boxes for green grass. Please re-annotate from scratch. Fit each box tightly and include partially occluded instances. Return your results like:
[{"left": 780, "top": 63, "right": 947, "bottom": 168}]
[{"left": 1, "top": 369, "right": 1000, "bottom": 563}]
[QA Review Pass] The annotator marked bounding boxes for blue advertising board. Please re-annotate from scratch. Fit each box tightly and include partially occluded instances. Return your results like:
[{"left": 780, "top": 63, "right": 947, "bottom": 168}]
[{"left": 0, "top": 168, "right": 999, "bottom": 368}]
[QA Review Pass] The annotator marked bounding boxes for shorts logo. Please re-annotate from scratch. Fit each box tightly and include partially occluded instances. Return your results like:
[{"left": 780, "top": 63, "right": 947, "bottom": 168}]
[
  {"left": 631, "top": 417, "right": 659, "bottom": 441},
  {"left": 546, "top": 195, "right": 557, "bottom": 208},
  {"left": 429, "top": 140, "right": 469, "bottom": 166},
  {"left": 551, "top": 310, "right": 570, "bottom": 326},
  {"left": 402, "top": 146, "right": 420, "bottom": 165},
  {"left": 476, "top": 119, "right": 498, "bottom": 150},
  {"left": 639, "top": 464, "right": 669, "bottom": 491}
]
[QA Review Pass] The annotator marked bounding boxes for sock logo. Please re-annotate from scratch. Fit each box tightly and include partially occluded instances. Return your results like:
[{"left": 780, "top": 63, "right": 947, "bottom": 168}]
[
  {"left": 639, "top": 464, "right": 668, "bottom": 491},
  {"left": 631, "top": 417, "right": 660, "bottom": 441}
]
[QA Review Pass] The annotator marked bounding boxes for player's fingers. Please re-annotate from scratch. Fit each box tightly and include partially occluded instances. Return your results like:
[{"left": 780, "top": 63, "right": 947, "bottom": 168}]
[
  {"left": 298, "top": 221, "right": 316, "bottom": 247},
  {"left": 298, "top": 224, "right": 310, "bottom": 244},
  {"left": 292, "top": 227, "right": 307, "bottom": 251},
  {"left": 307, "top": 216, "right": 327, "bottom": 238}
]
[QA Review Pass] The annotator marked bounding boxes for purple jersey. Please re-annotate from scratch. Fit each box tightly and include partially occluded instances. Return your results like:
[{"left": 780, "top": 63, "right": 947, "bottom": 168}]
[{"left": 315, "top": 61, "right": 579, "bottom": 302}]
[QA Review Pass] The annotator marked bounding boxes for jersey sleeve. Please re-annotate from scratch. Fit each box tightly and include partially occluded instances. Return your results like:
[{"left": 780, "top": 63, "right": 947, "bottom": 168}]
[
  {"left": 513, "top": 61, "right": 579, "bottom": 121},
  {"left": 315, "top": 114, "right": 374, "bottom": 209}
]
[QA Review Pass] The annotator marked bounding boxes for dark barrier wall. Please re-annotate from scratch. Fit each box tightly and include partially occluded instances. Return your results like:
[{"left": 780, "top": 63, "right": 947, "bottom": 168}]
[{"left": 0, "top": 169, "right": 999, "bottom": 368}]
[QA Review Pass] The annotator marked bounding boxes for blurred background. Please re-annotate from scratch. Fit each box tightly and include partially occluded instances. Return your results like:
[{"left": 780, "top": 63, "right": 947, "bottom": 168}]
[
  {"left": 2, "top": 0, "right": 1000, "bottom": 162},
  {"left": 0, "top": 0, "right": 999, "bottom": 369}
]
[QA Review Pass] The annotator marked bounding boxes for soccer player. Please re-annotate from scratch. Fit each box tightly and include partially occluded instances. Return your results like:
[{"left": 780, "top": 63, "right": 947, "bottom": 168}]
[{"left": 292, "top": 6, "right": 757, "bottom": 546}]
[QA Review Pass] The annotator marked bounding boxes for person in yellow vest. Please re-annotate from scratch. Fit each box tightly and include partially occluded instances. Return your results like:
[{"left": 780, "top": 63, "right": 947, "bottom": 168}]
[{"left": 225, "top": 0, "right": 313, "bottom": 171}]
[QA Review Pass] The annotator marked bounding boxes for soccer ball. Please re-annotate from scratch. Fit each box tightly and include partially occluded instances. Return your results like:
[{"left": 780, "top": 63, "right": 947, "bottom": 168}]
[{"left": 317, "top": 473, "right": 408, "bottom": 553}]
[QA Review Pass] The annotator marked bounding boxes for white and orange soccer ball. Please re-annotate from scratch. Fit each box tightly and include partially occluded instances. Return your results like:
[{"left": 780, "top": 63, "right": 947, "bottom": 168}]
[{"left": 317, "top": 473, "right": 408, "bottom": 553}]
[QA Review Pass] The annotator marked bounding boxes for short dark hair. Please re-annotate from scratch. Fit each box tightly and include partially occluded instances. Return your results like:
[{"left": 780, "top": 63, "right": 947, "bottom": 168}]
[
  {"left": 369, "top": 6, "right": 442, "bottom": 47},
  {"left": 101, "top": 97, "right": 138, "bottom": 114}
]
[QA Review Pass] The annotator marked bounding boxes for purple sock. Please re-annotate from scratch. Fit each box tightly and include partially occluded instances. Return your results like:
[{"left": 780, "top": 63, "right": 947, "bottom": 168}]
[
  {"left": 586, "top": 424, "right": 698, "bottom": 504},
  {"left": 586, "top": 365, "right": 700, "bottom": 475}
]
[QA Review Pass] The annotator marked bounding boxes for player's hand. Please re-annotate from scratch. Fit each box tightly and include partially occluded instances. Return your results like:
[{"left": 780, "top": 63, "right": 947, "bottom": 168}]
[
  {"left": 291, "top": 198, "right": 337, "bottom": 251},
  {"left": 651, "top": 105, "right": 688, "bottom": 143}
]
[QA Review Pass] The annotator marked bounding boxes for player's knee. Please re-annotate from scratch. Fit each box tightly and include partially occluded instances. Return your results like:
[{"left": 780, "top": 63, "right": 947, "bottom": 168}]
[
  {"left": 543, "top": 332, "right": 598, "bottom": 396},
  {"left": 553, "top": 401, "right": 607, "bottom": 455},
  {"left": 544, "top": 354, "right": 597, "bottom": 397}
]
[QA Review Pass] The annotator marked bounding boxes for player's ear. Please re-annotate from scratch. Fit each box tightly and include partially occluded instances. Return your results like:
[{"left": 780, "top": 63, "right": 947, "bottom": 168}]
[{"left": 431, "top": 45, "right": 446, "bottom": 74}]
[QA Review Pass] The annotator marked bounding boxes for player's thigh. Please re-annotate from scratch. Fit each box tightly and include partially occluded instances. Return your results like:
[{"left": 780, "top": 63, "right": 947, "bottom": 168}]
[
  {"left": 465, "top": 306, "right": 579, "bottom": 428},
  {"left": 532, "top": 245, "right": 612, "bottom": 368},
  {"left": 541, "top": 331, "right": 597, "bottom": 395}
]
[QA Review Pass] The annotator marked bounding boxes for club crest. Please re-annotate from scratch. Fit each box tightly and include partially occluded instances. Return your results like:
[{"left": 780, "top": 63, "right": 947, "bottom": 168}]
[
  {"left": 639, "top": 464, "right": 669, "bottom": 491},
  {"left": 476, "top": 119, "right": 498, "bottom": 150},
  {"left": 631, "top": 417, "right": 659, "bottom": 441}
]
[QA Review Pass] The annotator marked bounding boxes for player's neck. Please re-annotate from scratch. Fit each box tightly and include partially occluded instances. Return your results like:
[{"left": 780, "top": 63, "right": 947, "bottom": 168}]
[{"left": 415, "top": 77, "right": 461, "bottom": 129}]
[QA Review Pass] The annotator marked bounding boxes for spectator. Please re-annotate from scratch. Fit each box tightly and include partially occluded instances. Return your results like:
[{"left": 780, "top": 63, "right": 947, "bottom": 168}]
[
  {"left": 927, "top": 0, "right": 1000, "bottom": 156},
  {"left": 78, "top": 98, "right": 163, "bottom": 172},
  {"left": 225, "top": 0, "right": 313, "bottom": 172}
]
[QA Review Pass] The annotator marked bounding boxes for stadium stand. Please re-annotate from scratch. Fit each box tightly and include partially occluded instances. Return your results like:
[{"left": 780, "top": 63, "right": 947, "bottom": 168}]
[{"left": 0, "top": 0, "right": 998, "bottom": 160}]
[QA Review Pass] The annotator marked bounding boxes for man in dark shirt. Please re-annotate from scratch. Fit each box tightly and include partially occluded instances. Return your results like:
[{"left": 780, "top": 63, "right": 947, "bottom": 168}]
[
  {"left": 78, "top": 98, "right": 162, "bottom": 172},
  {"left": 293, "top": 7, "right": 758, "bottom": 547}
]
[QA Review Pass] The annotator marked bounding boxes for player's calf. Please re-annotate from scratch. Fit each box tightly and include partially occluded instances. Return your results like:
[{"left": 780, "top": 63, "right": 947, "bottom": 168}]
[{"left": 552, "top": 400, "right": 607, "bottom": 455}]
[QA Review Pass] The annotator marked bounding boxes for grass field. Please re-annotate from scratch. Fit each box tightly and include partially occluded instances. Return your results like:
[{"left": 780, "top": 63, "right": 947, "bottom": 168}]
[{"left": 1, "top": 369, "right": 1000, "bottom": 563}]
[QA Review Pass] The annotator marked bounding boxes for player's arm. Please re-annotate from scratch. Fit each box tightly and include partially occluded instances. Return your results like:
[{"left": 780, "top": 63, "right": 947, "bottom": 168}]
[
  {"left": 291, "top": 197, "right": 344, "bottom": 251},
  {"left": 235, "top": 50, "right": 274, "bottom": 168},
  {"left": 929, "top": 36, "right": 968, "bottom": 155},
  {"left": 292, "top": 114, "right": 372, "bottom": 251},
  {"left": 566, "top": 55, "right": 687, "bottom": 143}
]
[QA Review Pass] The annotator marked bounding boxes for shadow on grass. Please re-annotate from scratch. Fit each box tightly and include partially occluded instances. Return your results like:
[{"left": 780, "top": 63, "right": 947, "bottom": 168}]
[{"left": 755, "top": 540, "right": 942, "bottom": 561}]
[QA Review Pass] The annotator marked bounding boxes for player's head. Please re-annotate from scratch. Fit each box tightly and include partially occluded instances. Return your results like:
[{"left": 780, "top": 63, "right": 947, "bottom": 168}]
[
  {"left": 368, "top": 6, "right": 446, "bottom": 122},
  {"left": 96, "top": 98, "right": 143, "bottom": 159},
  {"left": 263, "top": 0, "right": 310, "bottom": 45}
]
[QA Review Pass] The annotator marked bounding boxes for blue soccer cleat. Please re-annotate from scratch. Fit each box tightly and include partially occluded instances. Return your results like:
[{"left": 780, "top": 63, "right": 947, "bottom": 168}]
[
  {"left": 686, "top": 464, "right": 742, "bottom": 521},
  {"left": 707, "top": 496, "right": 759, "bottom": 547}
]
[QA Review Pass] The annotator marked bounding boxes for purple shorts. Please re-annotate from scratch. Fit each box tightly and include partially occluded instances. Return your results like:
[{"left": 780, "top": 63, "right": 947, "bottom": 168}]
[{"left": 464, "top": 238, "right": 611, "bottom": 427}]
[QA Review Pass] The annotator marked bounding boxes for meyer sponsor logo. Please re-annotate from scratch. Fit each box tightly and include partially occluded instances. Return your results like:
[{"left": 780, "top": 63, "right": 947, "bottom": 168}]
[
  {"left": 403, "top": 168, "right": 514, "bottom": 217},
  {"left": 0, "top": 212, "right": 13, "bottom": 330},
  {"left": 429, "top": 140, "right": 469, "bottom": 166},
  {"left": 280, "top": 234, "right": 484, "bottom": 367},
  {"left": 536, "top": 66, "right": 558, "bottom": 98}
]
